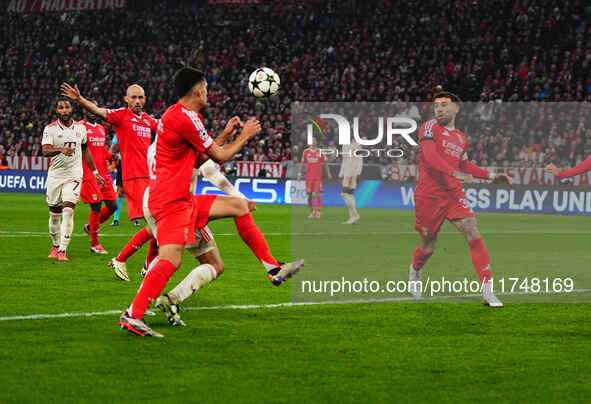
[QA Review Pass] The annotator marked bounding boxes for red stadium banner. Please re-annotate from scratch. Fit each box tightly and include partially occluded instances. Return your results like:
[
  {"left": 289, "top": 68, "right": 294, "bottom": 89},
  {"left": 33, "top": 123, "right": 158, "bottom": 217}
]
[
  {"left": 206, "top": 0, "right": 262, "bottom": 5},
  {"left": 7, "top": 0, "right": 127, "bottom": 13},
  {"left": 235, "top": 161, "right": 285, "bottom": 178}
]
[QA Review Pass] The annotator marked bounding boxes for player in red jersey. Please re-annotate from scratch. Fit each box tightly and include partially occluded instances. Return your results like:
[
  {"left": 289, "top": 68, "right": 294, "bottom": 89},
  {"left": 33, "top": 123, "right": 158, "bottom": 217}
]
[
  {"left": 409, "top": 92, "right": 512, "bottom": 307},
  {"left": 60, "top": 83, "right": 159, "bottom": 280},
  {"left": 80, "top": 102, "right": 117, "bottom": 254},
  {"left": 545, "top": 158, "right": 591, "bottom": 180},
  {"left": 119, "top": 67, "right": 304, "bottom": 337},
  {"left": 298, "top": 137, "right": 332, "bottom": 218}
]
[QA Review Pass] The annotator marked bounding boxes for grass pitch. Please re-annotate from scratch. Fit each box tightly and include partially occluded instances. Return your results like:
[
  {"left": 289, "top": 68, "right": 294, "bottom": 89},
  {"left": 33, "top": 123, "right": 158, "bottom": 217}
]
[{"left": 0, "top": 193, "right": 590, "bottom": 403}]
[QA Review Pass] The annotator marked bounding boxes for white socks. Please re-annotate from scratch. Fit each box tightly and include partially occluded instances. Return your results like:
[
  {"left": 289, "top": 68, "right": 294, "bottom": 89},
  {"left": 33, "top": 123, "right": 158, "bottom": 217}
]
[
  {"left": 341, "top": 192, "right": 358, "bottom": 218},
  {"left": 168, "top": 264, "right": 217, "bottom": 304},
  {"left": 59, "top": 207, "right": 75, "bottom": 252},
  {"left": 49, "top": 212, "right": 62, "bottom": 247}
]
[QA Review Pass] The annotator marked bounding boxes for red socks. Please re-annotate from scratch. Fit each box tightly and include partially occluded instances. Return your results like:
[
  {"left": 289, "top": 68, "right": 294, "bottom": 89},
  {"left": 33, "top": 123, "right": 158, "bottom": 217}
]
[
  {"left": 412, "top": 246, "right": 432, "bottom": 271},
  {"left": 146, "top": 238, "right": 159, "bottom": 269},
  {"left": 468, "top": 238, "right": 492, "bottom": 282},
  {"left": 308, "top": 195, "right": 314, "bottom": 213},
  {"left": 98, "top": 206, "right": 114, "bottom": 224},
  {"left": 116, "top": 228, "right": 152, "bottom": 262},
  {"left": 130, "top": 259, "right": 176, "bottom": 319},
  {"left": 89, "top": 210, "right": 100, "bottom": 245},
  {"left": 316, "top": 195, "right": 322, "bottom": 213},
  {"left": 234, "top": 213, "right": 280, "bottom": 271}
]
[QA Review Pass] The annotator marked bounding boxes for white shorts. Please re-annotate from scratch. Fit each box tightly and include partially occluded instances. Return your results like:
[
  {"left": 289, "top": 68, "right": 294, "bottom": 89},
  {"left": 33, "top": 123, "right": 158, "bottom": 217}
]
[
  {"left": 46, "top": 176, "right": 81, "bottom": 206},
  {"left": 341, "top": 176, "right": 358, "bottom": 189},
  {"left": 142, "top": 188, "right": 216, "bottom": 258}
]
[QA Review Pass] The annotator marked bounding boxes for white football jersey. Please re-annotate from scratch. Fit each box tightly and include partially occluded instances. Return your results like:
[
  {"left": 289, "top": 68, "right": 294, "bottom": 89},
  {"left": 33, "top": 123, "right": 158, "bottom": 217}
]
[
  {"left": 339, "top": 142, "right": 363, "bottom": 177},
  {"left": 42, "top": 120, "right": 87, "bottom": 180}
]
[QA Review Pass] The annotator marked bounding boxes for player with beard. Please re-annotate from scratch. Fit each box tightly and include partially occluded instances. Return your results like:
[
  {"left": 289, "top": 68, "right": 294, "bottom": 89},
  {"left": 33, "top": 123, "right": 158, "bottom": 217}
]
[
  {"left": 408, "top": 92, "right": 512, "bottom": 307},
  {"left": 80, "top": 101, "right": 118, "bottom": 253},
  {"left": 43, "top": 97, "right": 105, "bottom": 261},
  {"left": 60, "top": 83, "right": 160, "bottom": 280}
]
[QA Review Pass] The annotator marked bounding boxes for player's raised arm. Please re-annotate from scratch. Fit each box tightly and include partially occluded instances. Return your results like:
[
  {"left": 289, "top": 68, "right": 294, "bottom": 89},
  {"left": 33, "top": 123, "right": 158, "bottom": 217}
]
[
  {"left": 546, "top": 157, "right": 591, "bottom": 178},
  {"left": 60, "top": 83, "right": 108, "bottom": 120},
  {"left": 204, "top": 118, "right": 261, "bottom": 164},
  {"left": 215, "top": 116, "right": 243, "bottom": 146}
]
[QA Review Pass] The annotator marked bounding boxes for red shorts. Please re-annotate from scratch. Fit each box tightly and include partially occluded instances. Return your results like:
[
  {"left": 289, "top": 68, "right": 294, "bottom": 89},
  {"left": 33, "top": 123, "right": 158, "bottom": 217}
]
[
  {"left": 123, "top": 177, "right": 149, "bottom": 220},
  {"left": 81, "top": 176, "right": 116, "bottom": 204},
  {"left": 191, "top": 194, "right": 218, "bottom": 229},
  {"left": 152, "top": 200, "right": 196, "bottom": 247},
  {"left": 306, "top": 179, "right": 323, "bottom": 193},
  {"left": 414, "top": 192, "right": 474, "bottom": 238}
]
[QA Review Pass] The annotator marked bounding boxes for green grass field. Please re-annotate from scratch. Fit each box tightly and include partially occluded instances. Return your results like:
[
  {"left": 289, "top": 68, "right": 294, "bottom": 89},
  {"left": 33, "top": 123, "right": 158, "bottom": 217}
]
[{"left": 1, "top": 193, "right": 590, "bottom": 403}]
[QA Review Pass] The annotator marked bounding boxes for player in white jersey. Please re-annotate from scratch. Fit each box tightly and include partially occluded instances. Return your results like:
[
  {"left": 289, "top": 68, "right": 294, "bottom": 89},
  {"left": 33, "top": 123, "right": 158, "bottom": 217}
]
[
  {"left": 42, "top": 97, "right": 105, "bottom": 261},
  {"left": 339, "top": 140, "right": 363, "bottom": 224}
]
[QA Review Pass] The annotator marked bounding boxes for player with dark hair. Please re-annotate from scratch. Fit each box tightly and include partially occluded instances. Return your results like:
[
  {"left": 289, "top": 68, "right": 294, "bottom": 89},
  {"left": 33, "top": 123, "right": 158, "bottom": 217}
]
[
  {"left": 60, "top": 82, "right": 159, "bottom": 280},
  {"left": 42, "top": 97, "right": 105, "bottom": 261},
  {"left": 408, "top": 92, "right": 512, "bottom": 307},
  {"left": 119, "top": 67, "right": 304, "bottom": 337},
  {"left": 80, "top": 100, "right": 117, "bottom": 253}
]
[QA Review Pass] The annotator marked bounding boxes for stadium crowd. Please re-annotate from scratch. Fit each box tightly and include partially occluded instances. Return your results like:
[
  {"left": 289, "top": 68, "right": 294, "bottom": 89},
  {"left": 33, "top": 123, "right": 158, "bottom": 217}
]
[{"left": 2, "top": 0, "right": 591, "bottom": 172}]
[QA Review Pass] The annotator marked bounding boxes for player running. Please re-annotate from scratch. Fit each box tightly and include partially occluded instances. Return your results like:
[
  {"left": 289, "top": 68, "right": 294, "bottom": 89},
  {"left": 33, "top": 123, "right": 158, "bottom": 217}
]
[
  {"left": 408, "top": 92, "right": 512, "bottom": 307},
  {"left": 60, "top": 82, "right": 159, "bottom": 280},
  {"left": 119, "top": 67, "right": 304, "bottom": 337},
  {"left": 42, "top": 97, "right": 105, "bottom": 261},
  {"left": 545, "top": 158, "right": 591, "bottom": 180},
  {"left": 80, "top": 102, "right": 117, "bottom": 254},
  {"left": 339, "top": 140, "right": 363, "bottom": 224},
  {"left": 298, "top": 137, "right": 332, "bottom": 219}
]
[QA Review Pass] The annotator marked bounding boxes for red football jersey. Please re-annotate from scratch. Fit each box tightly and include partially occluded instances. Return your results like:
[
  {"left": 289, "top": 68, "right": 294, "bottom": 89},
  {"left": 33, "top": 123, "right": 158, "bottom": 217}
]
[
  {"left": 81, "top": 121, "right": 111, "bottom": 180},
  {"left": 302, "top": 148, "right": 326, "bottom": 181},
  {"left": 105, "top": 107, "right": 159, "bottom": 181},
  {"left": 148, "top": 103, "right": 214, "bottom": 210},
  {"left": 416, "top": 119, "right": 468, "bottom": 198}
]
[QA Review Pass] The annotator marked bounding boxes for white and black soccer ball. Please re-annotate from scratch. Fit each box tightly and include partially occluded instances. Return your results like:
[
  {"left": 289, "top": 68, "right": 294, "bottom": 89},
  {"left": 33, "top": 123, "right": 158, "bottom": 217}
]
[{"left": 248, "top": 67, "right": 280, "bottom": 100}]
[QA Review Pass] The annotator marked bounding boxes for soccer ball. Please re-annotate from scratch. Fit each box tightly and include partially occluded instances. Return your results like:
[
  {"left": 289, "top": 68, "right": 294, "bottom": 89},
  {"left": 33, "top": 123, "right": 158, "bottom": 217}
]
[{"left": 248, "top": 67, "right": 280, "bottom": 100}]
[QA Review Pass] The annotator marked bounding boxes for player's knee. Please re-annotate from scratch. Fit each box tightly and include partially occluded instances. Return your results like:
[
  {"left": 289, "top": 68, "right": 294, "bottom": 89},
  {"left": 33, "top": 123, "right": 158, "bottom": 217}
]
[
  {"left": 212, "top": 261, "right": 225, "bottom": 277},
  {"left": 106, "top": 200, "right": 117, "bottom": 211},
  {"left": 90, "top": 203, "right": 101, "bottom": 213},
  {"left": 234, "top": 198, "right": 250, "bottom": 216},
  {"left": 465, "top": 227, "right": 481, "bottom": 241},
  {"left": 49, "top": 205, "right": 62, "bottom": 214}
]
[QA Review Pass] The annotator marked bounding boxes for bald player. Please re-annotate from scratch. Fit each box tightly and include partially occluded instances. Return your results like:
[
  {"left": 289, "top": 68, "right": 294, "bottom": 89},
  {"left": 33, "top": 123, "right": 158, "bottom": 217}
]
[{"left": 61, "top": 83, "right": 159, "bottom": 278}]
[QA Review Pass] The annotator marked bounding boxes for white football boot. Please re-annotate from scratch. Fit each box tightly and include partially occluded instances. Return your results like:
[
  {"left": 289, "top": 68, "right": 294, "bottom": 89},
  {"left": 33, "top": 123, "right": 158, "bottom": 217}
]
[
  {"left": 482, "top": 281, "right": 503, "bottom": 308},
  {"left": 408, "top": 264, "right": 422, "bottom": 299}
]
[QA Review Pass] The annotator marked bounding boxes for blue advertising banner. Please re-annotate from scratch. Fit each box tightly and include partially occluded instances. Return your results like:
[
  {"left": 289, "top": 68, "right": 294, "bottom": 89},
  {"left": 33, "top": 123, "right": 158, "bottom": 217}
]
[{"left": 3, "top": 170, "right": 590, "bottom": 215}]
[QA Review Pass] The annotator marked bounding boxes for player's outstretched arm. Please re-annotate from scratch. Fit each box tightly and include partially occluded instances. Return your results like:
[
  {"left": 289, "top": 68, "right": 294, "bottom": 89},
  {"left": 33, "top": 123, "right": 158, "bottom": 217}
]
[
  {"left": 82, "top": 146, "right": 105, "bottom": 185},
  {"left": 205, "top": 118, "right": 261, "bottom": 164},
  {"left": 546, "top": 157, "right": 591, "bottom": 178},
  {"left": 60, "top": 83, "right": 108, "bottom": 120},
  {"left": 459, "top": 157, "right": 513, "bottom": 184}
]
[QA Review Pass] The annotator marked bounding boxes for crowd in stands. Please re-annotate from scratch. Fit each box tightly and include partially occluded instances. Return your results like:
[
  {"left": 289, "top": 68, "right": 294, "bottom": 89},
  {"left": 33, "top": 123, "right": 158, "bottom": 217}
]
[{"left": 2, "top": 0, "right": 591, "bottom": 173}]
